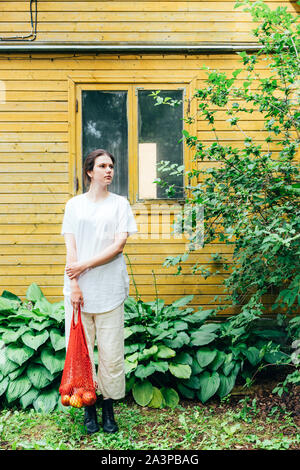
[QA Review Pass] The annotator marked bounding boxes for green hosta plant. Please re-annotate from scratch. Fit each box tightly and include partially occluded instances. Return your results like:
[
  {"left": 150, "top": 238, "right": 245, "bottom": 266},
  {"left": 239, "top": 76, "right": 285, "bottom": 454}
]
[
  {"left": 124, "top": 294, "right": 291, "bottom": 405},
  {"left": 124, "top": 294, "right": 216, "bottom": 407},
  {"left": 0, "top": 284, "right": 65, "bottom": 413}
]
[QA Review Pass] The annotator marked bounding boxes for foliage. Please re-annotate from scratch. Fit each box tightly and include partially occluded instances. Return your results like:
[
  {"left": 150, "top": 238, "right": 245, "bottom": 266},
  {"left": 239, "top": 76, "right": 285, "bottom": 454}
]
[
  {"left": 0, "top": 283, "right": 298, "bottom": 411},
  {"left": 150, "top": 1, "right": 300, "bottom": 343},
  {"left": 124, "top": 293, "right": 293, "bottom": 405},
  {"left": 0, "top": 284, "right": 65, "bottom": 413}
]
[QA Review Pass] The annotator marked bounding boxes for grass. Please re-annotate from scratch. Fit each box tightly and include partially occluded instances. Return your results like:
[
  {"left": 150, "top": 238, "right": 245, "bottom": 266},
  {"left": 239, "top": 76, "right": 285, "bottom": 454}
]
[{"left": 0, "top": 394, "right": 299, "bottom": 451}]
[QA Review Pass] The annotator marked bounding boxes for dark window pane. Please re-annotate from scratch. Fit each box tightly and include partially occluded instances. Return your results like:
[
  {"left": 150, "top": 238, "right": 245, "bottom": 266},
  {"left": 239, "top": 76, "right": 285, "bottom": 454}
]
[
  {"left": 82, "top": 90, "right": 128, "bottom": 196},
  {"left": 138, "top": 89, "right": 184, "bottom": 199}
]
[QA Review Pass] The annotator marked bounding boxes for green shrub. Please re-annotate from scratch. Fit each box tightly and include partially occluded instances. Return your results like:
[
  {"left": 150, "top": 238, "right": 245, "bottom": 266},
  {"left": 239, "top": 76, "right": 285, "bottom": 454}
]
[
  {"left": 123, "top": 294, "right": 293, "bottom": 406},
  {"left": 0, "top": 284, "right": 297, "bottom": 412},
  {"left": 0, "top": 284, "right": 65, "bottom": 413}
]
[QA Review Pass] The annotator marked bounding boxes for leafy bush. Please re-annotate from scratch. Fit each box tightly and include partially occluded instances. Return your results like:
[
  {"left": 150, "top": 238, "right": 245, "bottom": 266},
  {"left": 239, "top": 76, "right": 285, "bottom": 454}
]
[
  {"left": 148, "top": 0, "right": 300, "bottom": 395},
  {"left": 0, "top": 284, "right": 65, "bottom": 413},
  {"left": 0, "top": 283, "right": 297, "bottom": 412},
  {"left": 124, "top": 294, "right": 292, "bottom": 406},
  {"left": 151, "top": 0, "right": 300, "bottom": 320},
  {"left": 124, "top": 293, "right": 216, "bottom": 407}
]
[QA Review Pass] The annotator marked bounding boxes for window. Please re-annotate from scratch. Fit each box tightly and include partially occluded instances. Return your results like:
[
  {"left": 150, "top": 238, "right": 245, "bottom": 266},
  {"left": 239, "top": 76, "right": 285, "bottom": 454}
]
[
  {"left": 73, "top": 81, "right": 191, "bottom": 203},
  {"left": 138, "top": 89, "right": 184, "bottom": 200},
  {"left": 82, "top": 90, "right": 128, "bottom": 195}
]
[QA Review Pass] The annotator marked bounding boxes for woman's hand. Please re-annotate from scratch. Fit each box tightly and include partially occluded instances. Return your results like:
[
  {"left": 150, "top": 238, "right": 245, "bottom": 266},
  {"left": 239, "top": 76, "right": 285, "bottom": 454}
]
[
  {"left": 65, "top": 261, "right": 88, "bottom": 280},
  {"left": 70, "top": 284, "right": 84, "bottom": 310}
]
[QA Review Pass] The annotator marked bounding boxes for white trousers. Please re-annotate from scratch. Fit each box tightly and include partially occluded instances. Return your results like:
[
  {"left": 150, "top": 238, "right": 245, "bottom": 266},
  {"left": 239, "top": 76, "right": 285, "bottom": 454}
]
[{"left": 64, "top": 296, "right": 126, "bottom": 400}]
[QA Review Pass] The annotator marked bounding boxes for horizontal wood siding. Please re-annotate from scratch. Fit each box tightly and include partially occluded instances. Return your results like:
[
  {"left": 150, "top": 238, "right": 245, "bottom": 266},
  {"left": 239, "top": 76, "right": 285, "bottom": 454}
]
[
  {"left": 0, "top": 1, "right": 298, "bottom": 44},
  {"left": 0, "top": 52, "right": 295, "bottom": 316}
]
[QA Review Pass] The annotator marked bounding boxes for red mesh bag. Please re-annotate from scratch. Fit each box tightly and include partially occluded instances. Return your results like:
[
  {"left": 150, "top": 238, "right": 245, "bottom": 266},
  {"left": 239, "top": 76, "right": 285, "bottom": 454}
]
[{"left": 59, "top": 304, "right": 97, "bottom": 407}]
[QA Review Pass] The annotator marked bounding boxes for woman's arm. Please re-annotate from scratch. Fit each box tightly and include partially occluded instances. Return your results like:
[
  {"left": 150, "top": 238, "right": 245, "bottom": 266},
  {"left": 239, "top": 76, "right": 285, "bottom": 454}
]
[
  {"left": 64, "top": 233, "right": 84, "bottom": 308},
  {"left": 65, "top": 232, "right": 128, "bottom": 280}
]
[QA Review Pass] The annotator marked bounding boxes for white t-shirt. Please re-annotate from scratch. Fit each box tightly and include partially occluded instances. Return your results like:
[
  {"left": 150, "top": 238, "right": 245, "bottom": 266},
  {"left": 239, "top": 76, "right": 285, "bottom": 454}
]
[{"left": 61, "top": 192, "right": 138, "bottom": 313}]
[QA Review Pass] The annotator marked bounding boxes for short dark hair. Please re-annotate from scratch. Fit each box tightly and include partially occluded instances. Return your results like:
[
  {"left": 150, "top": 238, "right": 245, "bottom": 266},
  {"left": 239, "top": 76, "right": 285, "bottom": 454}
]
[{"left": 83, "top": 149, "right": 115, "bottom": 186}]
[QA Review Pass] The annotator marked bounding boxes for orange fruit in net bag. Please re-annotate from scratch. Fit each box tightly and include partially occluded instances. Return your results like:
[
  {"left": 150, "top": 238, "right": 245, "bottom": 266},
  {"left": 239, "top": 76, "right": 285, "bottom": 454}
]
[
  {"left": 75, "top": 387, "right": 85, "bottom": 397},
  {"left": 61, "top": 394, "right": 71, "bottom": 406},
  {"left": 82, "top": 391, "right": 97, "bottom": 406},
  {"left": 69, "top": 393, "right": 83, "bottom": 408},
  {"left": 60, "top": 383, "right": 73, "bottom": 396}
]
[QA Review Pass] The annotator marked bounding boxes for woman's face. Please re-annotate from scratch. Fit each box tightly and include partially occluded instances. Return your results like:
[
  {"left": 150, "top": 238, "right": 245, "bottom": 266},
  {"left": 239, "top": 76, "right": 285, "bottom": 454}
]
[{"left": 87, "top": 154, "right": 114, "bottom": 186}]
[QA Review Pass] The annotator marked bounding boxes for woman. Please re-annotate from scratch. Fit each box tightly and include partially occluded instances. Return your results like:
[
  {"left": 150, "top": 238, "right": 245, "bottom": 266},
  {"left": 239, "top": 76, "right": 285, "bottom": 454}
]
[{"left": 61, "top": 149, "right": 138, "bottom": 434}]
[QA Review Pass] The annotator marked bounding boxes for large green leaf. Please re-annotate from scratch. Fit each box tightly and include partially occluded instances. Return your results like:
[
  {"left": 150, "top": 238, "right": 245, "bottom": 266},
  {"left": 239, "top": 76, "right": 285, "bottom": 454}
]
[
  {"left": 26, "top": 364, "right": 54, "bottom": 389},
  {"left": 264, "top": 350, "right": 287, "bottom": 364},
  {"left": 33, "top": 388, "right": 59, "bottom": 413},
  {"left": 169, "top": 363, "right": 191, "bottom": 379},
  {"left": 7, "top": 306, "right": 42, "bottom": 322},
  {"left": 196, "top": 348, "right": 217, "bottom": 368},
  {"left": 2, "top": 325, "right": 29, "bottom": 344},
  {"left": 124, "top": 327, "right": 134, "bottom": 339},
  {"left": 217, "top": 372, "right": 237, "bottom": 398},
  {"left": 146, "top": 326, "right": 169, "bottom": 338},
  {"left": 1, "top": 290, "right": 22, "bottom": 303},
  {"left": 29, "top": 319, "right": 53, "bottom": 332},
  {"left": 149, "top": 360, "right": 169, "bottom": 373},
  {"left": 20, "top": 387, "right": 40, "bottom": 409},
  {"left": 6, "top": 375, "right": 32, "bottom": 403},
  {"left": 173, "top": 351, "right": 193, "bottom": 365},
  {"left": 147, "top": 387, "right": 163, "bottom": 408},
  {"left": 173, "top": 321, "right": 189, "bottom": 331},
  {"left": 209, "top": 351, "right": 227, "bottom": 371},
  {"left": 190, "top": 330, "right": 217, "bottom": 347},
  {"left": 191, "top": 357, "right": 204, "bottom": 375},
  {"left": 0, "top": 296, "right": 18, "bottom": 312},
  {"left": 34, "top": 297, "right": 52, "bottom": 317},
  {"left": 138, "top": 345, "right": 158, "bottom": 361},
  {"left": 124, "top": 343, "right": 140, "bottom": 355},
  {"left": 8, "top": 364, "right": 26, "bottom": 381},
  {"left": 132, "top": 380, "right": 153, "bottom": 406},
  {"left": 26, "top": 283, "right": 45, "bottom": 302},
  {"left": 124, "top": 358, "right": 138, "bottom": 375},
  {"left": 197, "top": 371, "right": 220, "bottom": 403},
  {"left": 135, "top": 363, "right": 156, "bottom": 379},
  {"left": 6, "top": 343, "right": 35, "bottom": 366},
  {"left": 154, "top": 344, "right": 176, "bottom": 359},
  {"left": 184, "top": 309, "right": 215, "bottom": 324},
  {"left": 21, "top": 330, "right": 49, "bottom": 351},
  {"left": 161, "top": 387, "right": 179, "bottom": 408},
  {"left": 0, "top": 347, "right": 19, "bottom": 376},
  {"left": 49, "top": 302, "right": 65, "bottom": 322},
  {"left": 243, "top": 346, "right": 261, "bottom": 366},
  {"left": 0, "top": 376, "right": 9, "bottom": 397},
  {"left": 129, "top": 325, "right": 146, "bottom": 334},
  {"left": 222, "top": 354, "right": 235, "bottom": 376},
  {"left": 164, "top": 331, "right": 190, "bottom": 348},
  {"left": 40, "top": 348, "right": 65, "bottom": 375},
  {"left": 49, "top": 329, "right": 65, "bottom": 351},
  {"left": 200, "top": 323, "right": 221, "bottom": 334},
  {"left": 126, "top": 352, "right": 139, "bottom": 363},
  {"left": 253, "top": 329, "right": 285, "bottom": 339}
]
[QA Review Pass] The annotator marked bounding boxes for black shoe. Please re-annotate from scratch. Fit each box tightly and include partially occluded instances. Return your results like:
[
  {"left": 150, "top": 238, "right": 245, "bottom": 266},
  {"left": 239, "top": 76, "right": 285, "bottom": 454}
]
[
  {"left": 84, "top": 404, "right": 100, "bottom": 435},
  {"left": 102, "top": 398, "right": 118, "bottom": 433}
]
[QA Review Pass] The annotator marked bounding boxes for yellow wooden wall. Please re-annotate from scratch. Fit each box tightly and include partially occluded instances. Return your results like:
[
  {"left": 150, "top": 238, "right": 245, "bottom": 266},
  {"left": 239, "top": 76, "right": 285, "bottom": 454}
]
[
  {"left": 0, "top": 52, "right": 292, "bottom": 315},
  {"left": 0, "top": 1, "right": 298, "bottom": 44}
]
